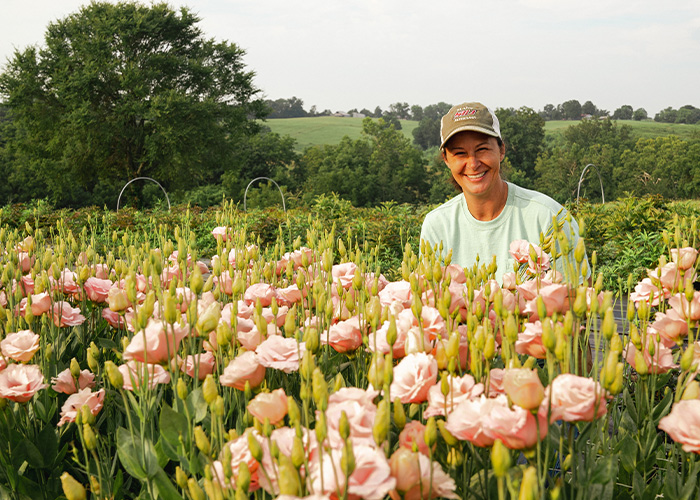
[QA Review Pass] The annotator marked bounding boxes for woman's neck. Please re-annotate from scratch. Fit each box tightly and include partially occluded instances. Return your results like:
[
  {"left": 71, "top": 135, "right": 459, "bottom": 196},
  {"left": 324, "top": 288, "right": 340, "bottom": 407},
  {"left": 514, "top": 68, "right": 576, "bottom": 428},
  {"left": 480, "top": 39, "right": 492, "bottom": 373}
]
[{"left": 463, "top": 180, "right": 509, "bottom": 221}]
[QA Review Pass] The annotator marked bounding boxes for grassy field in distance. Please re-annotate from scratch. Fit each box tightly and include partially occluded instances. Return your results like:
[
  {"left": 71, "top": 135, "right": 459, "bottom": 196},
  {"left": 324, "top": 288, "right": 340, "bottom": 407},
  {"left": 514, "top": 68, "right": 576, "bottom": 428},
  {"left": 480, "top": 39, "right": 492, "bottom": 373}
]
[
  {"left": 263, "top": 117, "right": 418, "bottom": 151},
  {"left": 264, "top": 117, "right": 700, "bottom": 152}
]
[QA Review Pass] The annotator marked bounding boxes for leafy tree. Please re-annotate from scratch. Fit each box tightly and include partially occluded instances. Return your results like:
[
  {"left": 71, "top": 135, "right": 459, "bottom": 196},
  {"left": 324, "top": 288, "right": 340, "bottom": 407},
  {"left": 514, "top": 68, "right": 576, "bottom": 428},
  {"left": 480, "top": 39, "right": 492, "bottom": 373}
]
[
  {"left": 612, "top": 105, "right": 634, "bottom": 120},
  {"left": 581, "top": 100, "right": 597, "bottom": 116},
  {"left": 495, "top": 107, "right": 545, "bottom": 188},
  {"left": 373, "top": 106, "right": 383, "bottom": 118},
  {"left": 676, "top": 105, "right": 700, "bottom": 124},
  {"left": 632, "top": 108, "right": 648, "bottom": 121},
  {"left": 411, "top": 102, "right": 453, "bottom": 150},
  {"left": 561, "top": 100, "right": 582, "bottom": 120},
  {"left": 301, "top": 118, "right": 428, "bottom": 206},
  {"left": 410, "top": 105, "right": 424, "bottom": 121},
  {"left": 266, "top": 97, "right": 307, "bottom": 118},
  {"left": 381, "top": 112, "right": 402, "bottom": 130},
  {"left": 388, "top": 102, "right": 410, "bottom": 120},
  {"left": 0, "top": 1, "right": 266, "bottom": 208},
  {"left": 655, "top": 107, "right": 678, "bottom": 123},
  {"left": 614, "top": 136, "right": 700, "bottom": 198},
  {"left": 534, "top": 118, "right": 635, "bottom": 202}
]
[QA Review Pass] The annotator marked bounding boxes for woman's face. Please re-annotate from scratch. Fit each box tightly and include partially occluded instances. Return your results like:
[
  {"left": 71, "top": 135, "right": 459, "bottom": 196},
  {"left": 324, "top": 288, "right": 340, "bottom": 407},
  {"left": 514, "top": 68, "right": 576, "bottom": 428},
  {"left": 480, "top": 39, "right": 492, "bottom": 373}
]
[{"left": 442, "top": 131, "right": 506, "bottom": 201}]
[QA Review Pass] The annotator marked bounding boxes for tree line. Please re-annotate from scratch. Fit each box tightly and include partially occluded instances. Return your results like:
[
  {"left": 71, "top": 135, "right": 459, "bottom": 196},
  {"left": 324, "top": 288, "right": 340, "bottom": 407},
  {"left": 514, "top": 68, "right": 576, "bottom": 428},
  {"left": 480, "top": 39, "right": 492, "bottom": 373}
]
[{"left": 0, "top": 2, "right": 698, "bottom": 211}]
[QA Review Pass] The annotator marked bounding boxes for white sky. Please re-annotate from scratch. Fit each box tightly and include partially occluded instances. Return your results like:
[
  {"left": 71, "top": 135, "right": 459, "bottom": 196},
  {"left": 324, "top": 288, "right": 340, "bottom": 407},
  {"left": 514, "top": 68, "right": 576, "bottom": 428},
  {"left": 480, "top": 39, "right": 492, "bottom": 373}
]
[{"left": 2, "top": 0, "right": 699, "bottom": 116}]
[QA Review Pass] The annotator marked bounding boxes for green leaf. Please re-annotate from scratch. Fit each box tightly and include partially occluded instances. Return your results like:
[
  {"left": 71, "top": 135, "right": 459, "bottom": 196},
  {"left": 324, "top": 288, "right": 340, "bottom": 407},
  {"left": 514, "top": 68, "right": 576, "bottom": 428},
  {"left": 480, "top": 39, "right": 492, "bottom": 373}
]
[
  {"left": 186, "top": 388, "right": 207, "bottom": 423},
  {"left": 623, "top": 388, "right": 637, "bottom": 424},
  {"left": 38, "top": 425, "right": 58, "bottom": 468},
  {"left": 153, "top": 468, "right": 184, "bottom": 500},
  {"left": 679, "top": 461, "right": 700, "bottom": 500},
  {"left": 159, "top": 403, "right": 188, "bottom": 447},
  {"left": 651, "top": 388, "right": 673, "bottom": 425},
  {"left": 14, "top": 438, "right": 44, "bottom": 469},
  {"left": 113, "top": 470, "right": 124, "bottom": 500},
  {"left": 154, "top": 438, "right": 170, "bottom": 469},
  {"left": 590, "top": 455, "right": 617, "bottom": 485},
  {"left": 615, "top": 434, "right": 637, "bottom": 473},
  {"left": 116, "top": 427, "right": 159, "bottom": 480}
]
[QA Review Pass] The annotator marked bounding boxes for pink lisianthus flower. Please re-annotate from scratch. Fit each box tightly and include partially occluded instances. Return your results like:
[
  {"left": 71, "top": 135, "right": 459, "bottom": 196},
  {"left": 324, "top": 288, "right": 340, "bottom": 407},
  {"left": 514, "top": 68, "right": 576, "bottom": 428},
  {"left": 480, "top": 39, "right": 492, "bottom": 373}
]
[
  {"left": 118, "top": 361, "right": 171, "bottom": 391},
  {"left": 180, "top": 351, "right": 216, "bottom": 380},
  {"left": 57, "top": 388, "right": 105, "bottom": 426},
  {"left": 255, "top": 334, "right": 305, "bottom": 373},
  {"left": 1, "top": 330, "right": 40, "bottom": 363},
  {"left": 123, "top": 319, "right": 190, "bottom": 364},
  {"left": 658, "top": 400, "right": 700, "bottom": 454},
  {"left": 390, "top": 353, "right": 438, "bottom": 404},
  {"left": 219, "top": 350, "right": 266, "bottom": 391},
  {"left": 0, "top": 364, "right": 47, "bottom": 402},
  {"left": 539, "top": 373, "right": 609, "bottom": 423},
  {"left": 51, "top": 368, "right": 96, "bottom": 394},
  {"left": 50, "top": 301, "right": 86, "bottom": 327},
  {"left": 247, "top": 388, "right": 288, "bottom": 425}
]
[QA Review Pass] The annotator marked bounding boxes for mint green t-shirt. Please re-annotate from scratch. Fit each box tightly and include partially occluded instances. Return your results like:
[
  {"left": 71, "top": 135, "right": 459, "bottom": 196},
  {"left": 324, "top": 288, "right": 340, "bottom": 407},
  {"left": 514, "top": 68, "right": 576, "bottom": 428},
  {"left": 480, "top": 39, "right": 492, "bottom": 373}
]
[{"left": 419, "top": 182, "right": 585, "bottom": 283}]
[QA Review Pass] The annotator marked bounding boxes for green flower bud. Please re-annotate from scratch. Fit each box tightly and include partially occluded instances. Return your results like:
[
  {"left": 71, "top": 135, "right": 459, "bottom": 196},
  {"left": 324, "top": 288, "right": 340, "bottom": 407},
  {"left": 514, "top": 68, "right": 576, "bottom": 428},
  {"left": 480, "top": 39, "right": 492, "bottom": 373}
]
[
  {"left": 373, "top": 399, "right": 389, "bottom": 446},
  {"left": 104, "top": 361, "right": 123, "bottom": 389},
  {"left": 194, "top": 426, "right": 211, "bottom": 456},
  {"left": 60, "top": 472, "right": 87, "bottom": 500},
  {"left": 681, "top": 345, "right": 696, "bottom": 372},
  {"left": 437, "top": 419, "right": 459, "bottom": 447},
  {"left": 519, "top": 466, "right": 538, "bottom": 500},
  {"left": 175, "top": 466, "right": 188, "bottom": 489},
  {"left": 424, "top": 417, "right": 437, "bottom": 448},
  {"left": 202, "top": 374, "right": 219, "bottom": 404},
  {"left": 247, "top": 431, "right": 263, "bottom": 463},
  {"left": 393, "top": 397, "right": 406, "bottom": 431},
  {"left": 491, "top": 439, "right": 511, "bottom": 478},
  {"left": 237, "top": 461, "right": 251, "bottom": 492},
  {"left": 187, "top": 478, "right": 206, "bottom": 500},
  {"left": 197, "top": 302, "right": 221, "bottom": 335},
  {"left": 82, "top": 424, "right": 97, "bottom": 451}
]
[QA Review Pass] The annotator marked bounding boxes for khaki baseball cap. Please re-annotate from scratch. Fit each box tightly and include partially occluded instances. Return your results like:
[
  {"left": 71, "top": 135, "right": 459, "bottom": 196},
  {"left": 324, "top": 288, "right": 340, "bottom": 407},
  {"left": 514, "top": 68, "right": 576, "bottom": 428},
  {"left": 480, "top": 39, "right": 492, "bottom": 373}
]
[{"left": 440, "top": 102, "right": 501, "bottom": 149}]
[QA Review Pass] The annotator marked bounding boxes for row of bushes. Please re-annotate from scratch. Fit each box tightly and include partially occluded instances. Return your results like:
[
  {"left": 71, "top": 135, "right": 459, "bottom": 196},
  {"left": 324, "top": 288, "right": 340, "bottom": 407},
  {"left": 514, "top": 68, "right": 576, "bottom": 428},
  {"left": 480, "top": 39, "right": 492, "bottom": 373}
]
[{"left": 3, "top": 194, "right": 699, "bottom": 291}]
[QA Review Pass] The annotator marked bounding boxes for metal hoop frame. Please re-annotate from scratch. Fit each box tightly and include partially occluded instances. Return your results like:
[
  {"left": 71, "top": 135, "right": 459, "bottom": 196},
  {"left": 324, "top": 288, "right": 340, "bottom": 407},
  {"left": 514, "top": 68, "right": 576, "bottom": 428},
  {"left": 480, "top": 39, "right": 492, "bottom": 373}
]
[
  {"left": 117, "top": 177, "right": 171, "bottom": 212},
  {"left": 244, "top": 177, "right": 287, "bottom": 212},
  {"left": 576, "top": 163, "right": 605, "bottom": 204}
]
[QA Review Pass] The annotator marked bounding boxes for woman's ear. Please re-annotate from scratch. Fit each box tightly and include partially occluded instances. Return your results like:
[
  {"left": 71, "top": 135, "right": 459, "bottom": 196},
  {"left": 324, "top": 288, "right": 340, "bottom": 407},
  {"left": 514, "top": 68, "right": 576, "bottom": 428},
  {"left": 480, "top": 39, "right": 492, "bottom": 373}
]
[{"left": 500, "top": 142, "right": 506, "bottom": 161}]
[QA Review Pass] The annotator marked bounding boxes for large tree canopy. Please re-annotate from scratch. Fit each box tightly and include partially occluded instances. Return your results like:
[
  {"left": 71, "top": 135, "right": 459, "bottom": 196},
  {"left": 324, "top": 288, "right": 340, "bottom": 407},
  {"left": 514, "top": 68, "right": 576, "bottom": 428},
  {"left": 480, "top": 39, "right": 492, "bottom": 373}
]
[{"left": 0, "top": 1, "right": 266, "bottom": 207}]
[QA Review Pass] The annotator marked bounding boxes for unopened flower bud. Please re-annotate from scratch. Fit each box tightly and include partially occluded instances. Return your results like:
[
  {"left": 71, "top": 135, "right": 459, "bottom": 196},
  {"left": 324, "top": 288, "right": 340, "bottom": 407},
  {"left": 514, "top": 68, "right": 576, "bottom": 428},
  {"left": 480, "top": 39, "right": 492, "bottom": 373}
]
[
  {"left": 70, "top": 358, "right": 81, "bottom": 379},
  {"left": 634, "top": 350, "right": 649, "bottom": 376},
  {"left": 104, "top": 361, "right": 123, "bottom": 389},
  {"left": 194, "top": 426, "right": 211, "bottom": 455},
  {"left": 519, "top": 466, "right": 538, "bottom": 500},
  {"left": 491, "top": 439, "right": 511, "bottom": 478},
  {"left": 393, "top": 397, "right": 406, "bottom": 431},
  {"left": 680, "top": 345, "right": 696, "bottom": 372},
  {"left": 237, "top": 461, "right": 251, "bottom": 492},
  {"left": 60, "top": 472, "right": 87, "bottom": 500},
  {"left": 202, "top": 374, "right": 218, "bottom": 404},
  {"left": 682, "top": 380, "right": 700, "bottom": 400},
  {"left": 187, "top": 478, "right": 206, "bottom": 500},
  {"left": 424, "top": 417, "right": 437, "bottom": 448},
  {"left": 176, "top": 466, "right": 188, "bottom": 489},
  {"left": 373, "top": 399, "right": 389, "bottom": 446}
]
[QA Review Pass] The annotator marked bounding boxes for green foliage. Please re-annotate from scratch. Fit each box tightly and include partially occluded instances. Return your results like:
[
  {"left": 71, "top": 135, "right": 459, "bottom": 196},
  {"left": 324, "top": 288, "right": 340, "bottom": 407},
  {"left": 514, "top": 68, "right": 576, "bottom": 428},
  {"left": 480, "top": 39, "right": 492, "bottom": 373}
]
[
  {"left": 0, "top": 1, "right": 266, "bottom": 208},
  {"left": 300, "top": 118, "right": 429, "bottom": 207},
  {"left": 495, "top": 107, "right": 545, "bottom": 188}
]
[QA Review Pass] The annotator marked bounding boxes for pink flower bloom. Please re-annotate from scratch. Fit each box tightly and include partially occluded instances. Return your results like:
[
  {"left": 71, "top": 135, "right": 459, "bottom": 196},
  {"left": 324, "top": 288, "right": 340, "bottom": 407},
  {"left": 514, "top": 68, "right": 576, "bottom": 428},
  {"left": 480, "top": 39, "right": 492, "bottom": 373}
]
[
  {"left": 347, "top": 444, "right": 397, "bottom": 500},
  {"left": 324, "top": 392, "right": 377, "bottom": 448},
  {"left": 651, "top": 309, "right": 688, "bottom": 345},
  {"left": 388, "top": 447, "right": 459, "bottom": 500},
  {"left": 83, "top": 277, "right": 113, "bottom": 303},
  {"left": 211, "top": 226, "right": 231, "bottom": 241},
  {"left": 237, "top": 323, "right": 265, "bottom": 351},
  {"left": 332, "top": 261, "right": 359, "bottom": 290},
  {"left": 523, "top": 283, "right": 569, "bottom": 319},
  {"left": 322, "top": 316, "right": 363, "bottom": 353},
  {"left": 539, "top": 374, "right": 608, "bottom": 423},
  {"left": 424, "top": 373, "right": 484, "bottom": 417},
  {"left": 51, "top": 368, "right": 95, "bottom": 394},
  {"left": 1, "top": 330, "right": 40, "bottom": 363},
  {"left": 50, "top": 301, "right": 86, "bottom": 327},
  {"left": 527, "top": 244, "right": 551, "bottom": 274},
  {"left": 502, "top": 271, "right": 517, "bottom": 290},
  {"left": 390, "top": 353, "right": 438, "bottom": 404},
  {"left": 515, "top": 321, "right": 547, "bottom": 359},
  {"left": 378, "top": 281, "right": 412, "bottom": 308},
  {"left": 118, "top": 361, "right": 171, "bottom": 391},
  {"left": 102, "top": 307, "right": 126, "bottom": 329},
  {"left": 107, "top": 287, "right": 129, "bottom": 312},
  {"left": 275, "top": 284, "right": 303, "bottom": 306},
  {"left": 217, "top": 430, "right": 263, "bottom": 491},
  {"left": 53, "top": 269, "right": 80, "bottom": 295},
  {"left": 444, "top": 263, "right": 466, "bottom": 284},
  {"left": 670, "top": 247, "right": 698, "bottom": 271},
  {"left": 446, "top": 395, "right": 546, "bottom": 450},
  {"left": 0, "top": 364, "right": 47, "bottom": 402},
  {"left": 180, "top": 352, "right": 216, "bottom": 380},
  {"left": 215, "top": 270, "right": 234, "bottom": 296},
  {"left": 489, "top": 368, "right": 506, "bottom": 397},
  {"left": 658, "top": 400, "right": 700, "bottom": 454},
  {"left": 630, "top": 278, "right": 668, "bottom": 307},
  {"left": 248, "top": 388, "right": 288, "bottom": 425},
  {"left": 503, "top": 368, "right": 545, "bottom": 410},
  {"left": 256, "top": 335, "right": 305, "bottom": 374},
  {"left": 17, "top": 252, "right": 35, "bottom": 274},
  {"left": 244, "top": 283, "right": 276, "bottom": 306},
  {"left": 668, "top": 292, "right": 700, "bottom": 322},
  {"left": 220, "top": 351, "right": 266, "bottom": 390},
  {"left": 624, "top": 334, "right": 678, "bottom": 374},
  {"left": 509, "top": 239, "right": 531, "bottom": 263},
  {"left": 29, "top": 292, "right": 52, "bottom": 316},
  {"left": 398, "top": 421, "right": 432, "bottom": 456},
  {"left": 57, "top": 388, "right": 105, "bottom": 426},
  {"left": 123, "top": 319, "right": 190, "bottom": 364}
]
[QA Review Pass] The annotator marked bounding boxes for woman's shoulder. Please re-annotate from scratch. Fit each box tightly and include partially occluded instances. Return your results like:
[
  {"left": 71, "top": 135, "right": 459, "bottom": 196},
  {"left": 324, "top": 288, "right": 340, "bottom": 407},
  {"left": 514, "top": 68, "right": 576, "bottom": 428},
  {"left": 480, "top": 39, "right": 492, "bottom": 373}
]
[
  {"left": 508, "top": 182, "right": 565, "bottom": 216},
  {"left": 424, "top": 194, "right": 464, "bottom": 219}
]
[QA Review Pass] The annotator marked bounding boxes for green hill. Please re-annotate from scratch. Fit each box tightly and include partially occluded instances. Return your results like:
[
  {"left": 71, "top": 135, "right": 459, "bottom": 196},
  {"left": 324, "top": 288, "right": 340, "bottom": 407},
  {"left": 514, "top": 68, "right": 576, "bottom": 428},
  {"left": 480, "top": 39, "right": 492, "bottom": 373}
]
[{"left": 264, "top": 117, "right": 700, "bottom": 152}]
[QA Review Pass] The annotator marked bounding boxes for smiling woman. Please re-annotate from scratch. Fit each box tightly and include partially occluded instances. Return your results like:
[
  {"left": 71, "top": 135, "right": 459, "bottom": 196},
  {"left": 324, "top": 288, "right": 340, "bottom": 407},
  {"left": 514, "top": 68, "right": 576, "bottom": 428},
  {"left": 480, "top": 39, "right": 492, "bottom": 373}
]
[{"left": 419, "top": 102, "right": 588, "bottom": 284}]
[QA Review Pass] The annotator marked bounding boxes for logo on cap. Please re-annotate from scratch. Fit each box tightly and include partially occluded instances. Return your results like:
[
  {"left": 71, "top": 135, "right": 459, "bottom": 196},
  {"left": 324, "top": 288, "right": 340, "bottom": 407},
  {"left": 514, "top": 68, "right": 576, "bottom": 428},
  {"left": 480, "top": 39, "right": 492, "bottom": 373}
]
[{"left": 453, "top": 108, "right": 477, "bottom": 119}]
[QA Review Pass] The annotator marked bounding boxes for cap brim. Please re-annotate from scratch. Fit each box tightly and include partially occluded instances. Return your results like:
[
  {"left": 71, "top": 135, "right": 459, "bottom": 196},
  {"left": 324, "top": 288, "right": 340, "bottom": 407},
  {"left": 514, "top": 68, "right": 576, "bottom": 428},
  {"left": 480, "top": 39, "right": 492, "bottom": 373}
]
[{"left": 440, "top": 125, "right": 501, "bottom": 150}]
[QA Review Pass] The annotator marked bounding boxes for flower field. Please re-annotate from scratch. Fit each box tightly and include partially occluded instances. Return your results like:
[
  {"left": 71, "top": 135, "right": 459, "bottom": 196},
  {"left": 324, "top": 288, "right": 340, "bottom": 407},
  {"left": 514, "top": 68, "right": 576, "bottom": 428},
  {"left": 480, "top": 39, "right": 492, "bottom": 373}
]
[{"left": 0, "top": 202, "right": 699, "bottom": 500}]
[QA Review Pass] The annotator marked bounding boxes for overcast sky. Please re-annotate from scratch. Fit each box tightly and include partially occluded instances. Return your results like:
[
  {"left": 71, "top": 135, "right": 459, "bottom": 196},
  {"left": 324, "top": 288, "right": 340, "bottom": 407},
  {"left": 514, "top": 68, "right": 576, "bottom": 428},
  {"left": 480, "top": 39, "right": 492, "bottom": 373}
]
[{"left": 2, "top": 0, "right": 699, "bottom": 116}]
